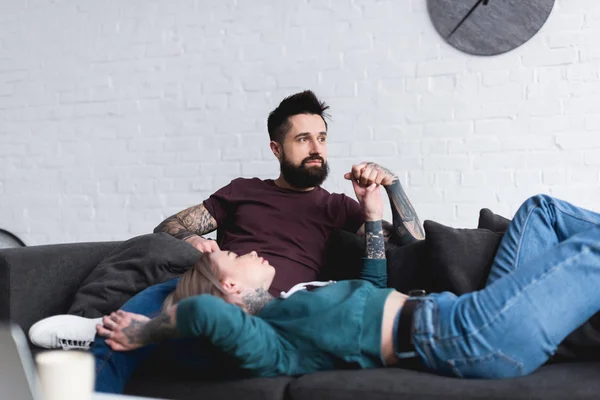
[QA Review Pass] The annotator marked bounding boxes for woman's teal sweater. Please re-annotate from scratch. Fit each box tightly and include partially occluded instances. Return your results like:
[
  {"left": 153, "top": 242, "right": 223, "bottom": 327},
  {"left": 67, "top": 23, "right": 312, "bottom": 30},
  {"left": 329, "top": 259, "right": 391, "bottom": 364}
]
[{"left": 175, "top": 258, "right": 394, "bottom": 377}]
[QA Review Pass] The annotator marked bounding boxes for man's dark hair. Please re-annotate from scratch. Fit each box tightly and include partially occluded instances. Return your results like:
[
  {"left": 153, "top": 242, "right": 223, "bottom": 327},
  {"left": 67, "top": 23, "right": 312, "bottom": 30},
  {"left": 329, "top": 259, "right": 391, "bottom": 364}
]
[{"left": 267, "top": 90, "right": 330, "bottom": 143}]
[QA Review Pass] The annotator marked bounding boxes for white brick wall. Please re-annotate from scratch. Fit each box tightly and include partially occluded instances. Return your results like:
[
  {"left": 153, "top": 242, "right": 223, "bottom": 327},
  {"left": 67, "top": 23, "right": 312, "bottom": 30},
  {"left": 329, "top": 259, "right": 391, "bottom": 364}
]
[{"left": 1, "top": 0, "right": 600, "bottom": 245}]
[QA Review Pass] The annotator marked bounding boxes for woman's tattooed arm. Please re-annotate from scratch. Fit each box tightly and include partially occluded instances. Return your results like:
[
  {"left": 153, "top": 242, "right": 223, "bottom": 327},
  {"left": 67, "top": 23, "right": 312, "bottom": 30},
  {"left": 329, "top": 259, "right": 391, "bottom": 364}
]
[
  {"left": 122, "top": 310, "right": 180, "bottom": 347},
  {"left": 365, "top": 220, "right": 385, "bottom": 259}
]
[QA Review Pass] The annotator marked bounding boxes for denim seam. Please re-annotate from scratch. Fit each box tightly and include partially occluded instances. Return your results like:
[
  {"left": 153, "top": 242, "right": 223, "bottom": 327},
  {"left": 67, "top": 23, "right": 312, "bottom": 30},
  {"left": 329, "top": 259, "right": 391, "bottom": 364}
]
[
  {"left": 448, "top": 349, "right": 524, "bottom": 377},
  {"left": 95, "top": 346, "right": 114, "bottom": 375},
  {"left": 434, "top": 247, "right": 591, "bottom": 344},
  {"left": 551, "top": 201, "right": 600, "bottom": 227}
]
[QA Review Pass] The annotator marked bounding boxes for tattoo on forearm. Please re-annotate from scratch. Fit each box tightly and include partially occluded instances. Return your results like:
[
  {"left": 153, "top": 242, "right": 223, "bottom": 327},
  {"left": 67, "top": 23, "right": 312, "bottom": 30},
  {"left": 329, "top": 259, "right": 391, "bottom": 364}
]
[
  {"left": 385, "top": 180, "right": 425, "bottom": 244},
  {"left": 365, "top": 220, "right": 385, "bottom": 259},
  {"left": 242, "top": 288, "right": 274, "bottom": 315},
  {"left": 123, "top": 313, "right": 180, "bottom": 346},
  {"left": 154, "top": 204, "right": 217, "bottom": 239}
]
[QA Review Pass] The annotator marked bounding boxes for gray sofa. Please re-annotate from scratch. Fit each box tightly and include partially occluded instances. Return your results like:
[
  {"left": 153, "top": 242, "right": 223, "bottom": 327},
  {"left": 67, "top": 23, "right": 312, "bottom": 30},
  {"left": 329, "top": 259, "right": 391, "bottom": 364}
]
[{"left": 2, "top": 236, "right": 600, "bottom": 400}]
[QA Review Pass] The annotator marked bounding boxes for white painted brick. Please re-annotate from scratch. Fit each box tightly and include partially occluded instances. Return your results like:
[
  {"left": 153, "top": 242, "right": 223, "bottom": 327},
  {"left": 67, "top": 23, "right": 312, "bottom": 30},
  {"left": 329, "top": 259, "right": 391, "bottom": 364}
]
[
  {"left": 430, "top": 76, "right": 455, "bottom": 92},
  {"left": 501, "top": 135, "right": 557, "bottom": 151},
  {"left": 583, "top": 151, "right": 600, "bottom": 165},
  {"left": 482, "top": 70, "right": 511, "bottom": 87},
  {"left": 350, "top": 141, "right": 397, "bottom": 157},
  {"left": 496, "top": 188, "right": 552, "bottom": 204},
  {"left": 241, "top": 161, "right": 278, "bottom": 176},
  {"left": 526, "top": 151, "right": 584, "bottom": 168},
  {"left": 454, "top": 101, "right": 522, "bottom": 120},
  {"left": 406, "top": 77, "right": 430, "bottom": 93},
  {"left": 547, "top": 14, "right": 583, "bottom": 30},
  {"left": 434, "top": 171, "right": 459, "bottom": 189},
  {"left": 423, "top": 155, "right": 470, "bottom": 171},
  {"left": 423, "top": 121, "right": 473, "bottom": 138},
  {"left": 556, "top": 132, "right": 600, "bottom": 149},
  {"left": 522, "top": 48, "right": 578, "bottom": 67},
  {"left": 2, "top": 0, "right": 600, "bottom": 244},
  {"left": 448, "top": 137, "right": 501, "bottom": 154},
  {"left": 586, "top": 115, "right": 600, "bottom": 130},
  {"left": 526, "top": 81, "right": 570, "bottom": 100},
  {"left": 563, "top": 95, "right": 600, "bottom": 114},
  {"left": 417, "top": 60, "right": 466, "bottom": 77},
  {"left": 528, "top": 116, "right": 572, "bottom": 133},
  {"left": 421, "top": 140, "right": 448, "bottom": 155},
  {"left": 568, "top": 168, "right": 599, "bottom": 183},
  {"left": 515, "top": 170, "right": 542, "bottom": 188},
  {"left": 473, "top": 153, "right": 527, "bottom": 170},
  {"left": 460, "top": 171, "right": 486, "bottom": 187},
  {"left": 445, "top": 187, "right": 496, "bottom": 204},
  {"left": 396, "top": 140, "right": 421, "bottom": 156},
  {"left": 550, "top": 185, "right": 600, "bottom": 203},
  {"left": 408, "top": 170, "right": 434, "bottom": 187},
  {"left": 542, "top": 170, "right": 568, "bottom": 186}
]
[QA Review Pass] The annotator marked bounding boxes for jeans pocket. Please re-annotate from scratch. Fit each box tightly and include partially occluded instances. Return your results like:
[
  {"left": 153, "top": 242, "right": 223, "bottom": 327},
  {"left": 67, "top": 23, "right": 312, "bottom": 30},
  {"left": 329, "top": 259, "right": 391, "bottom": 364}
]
[{"left": 448, "top": 351, "right": 525, "bottom": 379}]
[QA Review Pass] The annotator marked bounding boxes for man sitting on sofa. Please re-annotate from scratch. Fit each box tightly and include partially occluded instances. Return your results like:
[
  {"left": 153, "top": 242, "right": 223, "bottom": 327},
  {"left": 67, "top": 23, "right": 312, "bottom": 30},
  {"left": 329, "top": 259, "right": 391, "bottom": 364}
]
[{"left": 87, "top": 90, "right": 425, "bottom": 393}]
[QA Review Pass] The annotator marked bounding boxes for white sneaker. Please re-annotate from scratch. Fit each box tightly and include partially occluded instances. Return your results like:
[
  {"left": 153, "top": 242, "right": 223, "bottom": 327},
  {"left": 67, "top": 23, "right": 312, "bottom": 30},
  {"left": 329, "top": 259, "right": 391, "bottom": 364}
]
[{"left": 28, "top": 315, "right": 103, "bottom": 350}]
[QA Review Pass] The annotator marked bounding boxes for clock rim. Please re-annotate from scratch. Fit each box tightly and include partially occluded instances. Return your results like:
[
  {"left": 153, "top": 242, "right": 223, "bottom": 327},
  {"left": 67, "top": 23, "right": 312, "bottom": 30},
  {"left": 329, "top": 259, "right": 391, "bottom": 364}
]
[{"left": 0, "top": 228, "right": 26, "bottom": 248}]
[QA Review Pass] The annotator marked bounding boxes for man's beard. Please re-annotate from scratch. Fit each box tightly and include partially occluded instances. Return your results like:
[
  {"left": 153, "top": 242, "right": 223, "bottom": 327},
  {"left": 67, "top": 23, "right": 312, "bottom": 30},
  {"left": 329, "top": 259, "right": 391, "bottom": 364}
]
[{"left": 280, "top": 153, "right": 329, "bottom": 189}]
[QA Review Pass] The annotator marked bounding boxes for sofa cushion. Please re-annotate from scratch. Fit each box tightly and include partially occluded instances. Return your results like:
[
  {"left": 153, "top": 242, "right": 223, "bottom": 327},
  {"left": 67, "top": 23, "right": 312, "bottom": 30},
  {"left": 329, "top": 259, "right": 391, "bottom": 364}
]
[
  {"left": 477, "top": 208, "right": 511, "bottom": 233},
  {"left": 68, "top": 233, "right": 201, "bottom": 318},
  {"left": 125, "top": 363, "right": 293, "bottom": 400},
  {"left": 287, "top": 363, "right": 600, "bottom": 400},
  {"left": 423, "top": 220, "right": 503, "bottom": 294},
  {"left": 320, "top": 231, "right": 425, "bottom": 293}
]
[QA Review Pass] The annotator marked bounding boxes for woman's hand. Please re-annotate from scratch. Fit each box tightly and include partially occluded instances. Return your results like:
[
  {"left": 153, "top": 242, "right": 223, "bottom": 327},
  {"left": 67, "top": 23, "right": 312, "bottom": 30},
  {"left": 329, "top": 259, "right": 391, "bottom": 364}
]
[
  {"left": 96, "top": 310, "right": 151, "bottom": 352},
  {"left": 347, "top": 176, "right": 383, "bottom": 221}
]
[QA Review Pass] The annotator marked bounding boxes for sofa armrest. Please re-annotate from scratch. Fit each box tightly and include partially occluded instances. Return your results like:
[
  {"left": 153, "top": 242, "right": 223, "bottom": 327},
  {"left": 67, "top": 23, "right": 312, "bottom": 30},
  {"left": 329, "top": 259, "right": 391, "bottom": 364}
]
[{"left": 0, "top": 241, "right": 121, "bottom": 334}]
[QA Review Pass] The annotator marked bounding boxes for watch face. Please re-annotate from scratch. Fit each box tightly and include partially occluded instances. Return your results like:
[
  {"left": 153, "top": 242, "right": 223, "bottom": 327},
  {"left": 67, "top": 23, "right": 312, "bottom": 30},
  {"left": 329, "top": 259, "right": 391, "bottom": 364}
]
[
  {"left": 427, "top": 0, "right": 555, "bottom": 56},
  {"left": 0, "top": 229, "right": 26, "bottom": 249}
]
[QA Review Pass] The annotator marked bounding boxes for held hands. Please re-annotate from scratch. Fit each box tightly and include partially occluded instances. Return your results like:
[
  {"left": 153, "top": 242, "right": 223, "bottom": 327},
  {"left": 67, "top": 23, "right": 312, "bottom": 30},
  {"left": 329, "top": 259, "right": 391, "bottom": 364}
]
[
  {"left": 346, "top": 177, "right": 383, "bottom": 221},
  {"left": 96, "top": 310, "right": 150, "bottom": 352},
  {"left": 185, "top": 235, "right": 220, "bottom": 253}
]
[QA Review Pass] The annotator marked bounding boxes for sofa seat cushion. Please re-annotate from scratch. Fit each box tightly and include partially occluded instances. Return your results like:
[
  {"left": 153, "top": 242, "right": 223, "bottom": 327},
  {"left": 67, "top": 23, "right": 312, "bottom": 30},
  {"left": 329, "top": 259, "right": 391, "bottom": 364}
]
[
  {"left": 287, "top": 363, "right": 600, "bottom": 400},
  {"left": 126, "top": 373, "right": 294, "bottom": 400}
]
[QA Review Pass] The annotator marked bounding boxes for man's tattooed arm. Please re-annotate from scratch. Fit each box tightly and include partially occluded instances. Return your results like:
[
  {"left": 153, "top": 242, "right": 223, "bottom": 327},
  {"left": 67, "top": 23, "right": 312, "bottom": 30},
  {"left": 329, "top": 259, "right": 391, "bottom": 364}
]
[
  {"left": 242, "top": 288, "right": 275, "bottom": 315},
  {"left": 374, "top": 164, "right": 424, "bottom": 245},
  {"left": 386, "top": 179, "right": 425, "bottom": 244},
  {"left": 153, "top": 203, "right": 218, "bottom": 240},
  {"left": 365, "top": 220, "right": 385, "bottom": 259},
  {"left": 122, "top": 310, "right": 180, "bottom": 347}
]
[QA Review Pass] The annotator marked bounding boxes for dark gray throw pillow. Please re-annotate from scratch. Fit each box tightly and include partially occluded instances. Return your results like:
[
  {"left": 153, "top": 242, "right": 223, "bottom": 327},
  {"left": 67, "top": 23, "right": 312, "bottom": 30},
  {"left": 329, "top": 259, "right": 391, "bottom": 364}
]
[
  {"left": 478, "top": 208, "right": 511, "bottom": 233},
  {"left": 68, "top": 233, "right": 202, "bottom": 318},
  {"left": 424, "top": 220, "right": 504, "bottom": 294}
]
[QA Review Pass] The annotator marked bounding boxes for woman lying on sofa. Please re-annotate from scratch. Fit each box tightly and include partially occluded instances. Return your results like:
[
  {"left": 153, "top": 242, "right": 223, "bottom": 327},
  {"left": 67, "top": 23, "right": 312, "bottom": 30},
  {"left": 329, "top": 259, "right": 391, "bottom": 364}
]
[{"left": 97, "top": 178, "right": 600, "bottom": 379}]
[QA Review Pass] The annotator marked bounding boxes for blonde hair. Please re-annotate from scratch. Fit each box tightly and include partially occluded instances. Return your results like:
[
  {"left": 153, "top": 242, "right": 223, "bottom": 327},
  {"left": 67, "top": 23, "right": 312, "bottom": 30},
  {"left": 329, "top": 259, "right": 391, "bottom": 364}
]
[{"left": 162, "top": 253, "right": 239, "bottom": 311}]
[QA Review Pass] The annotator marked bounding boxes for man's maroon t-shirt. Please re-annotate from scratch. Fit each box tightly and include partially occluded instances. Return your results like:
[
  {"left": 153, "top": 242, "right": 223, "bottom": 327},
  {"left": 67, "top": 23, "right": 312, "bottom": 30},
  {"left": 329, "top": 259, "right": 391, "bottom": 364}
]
[{"left": 203, "top": 178, "right": 365, "bottom": 297}]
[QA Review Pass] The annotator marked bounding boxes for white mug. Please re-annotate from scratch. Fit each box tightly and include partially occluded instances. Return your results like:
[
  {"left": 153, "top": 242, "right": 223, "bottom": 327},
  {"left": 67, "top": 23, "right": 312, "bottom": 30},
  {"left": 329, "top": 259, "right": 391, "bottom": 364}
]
[{"left": 35, "top": 350, "right": 95, "bottom": 400}]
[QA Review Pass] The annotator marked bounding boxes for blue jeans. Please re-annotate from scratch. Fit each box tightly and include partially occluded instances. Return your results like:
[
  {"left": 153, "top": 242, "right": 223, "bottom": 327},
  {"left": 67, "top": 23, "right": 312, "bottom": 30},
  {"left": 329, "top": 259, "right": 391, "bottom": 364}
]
[
  {"left": 412, "top": 194, "right": 600, "bottom": 378},
  {"left": 92, "top": 278, "right": 220, "bottom": 393}
]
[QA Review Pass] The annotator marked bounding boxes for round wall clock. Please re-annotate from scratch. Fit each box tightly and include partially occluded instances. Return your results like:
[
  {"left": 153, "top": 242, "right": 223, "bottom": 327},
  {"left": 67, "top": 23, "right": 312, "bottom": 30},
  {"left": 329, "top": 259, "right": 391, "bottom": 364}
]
[{"left": 427, "top": 0, "right": 555, "bottom": 56}]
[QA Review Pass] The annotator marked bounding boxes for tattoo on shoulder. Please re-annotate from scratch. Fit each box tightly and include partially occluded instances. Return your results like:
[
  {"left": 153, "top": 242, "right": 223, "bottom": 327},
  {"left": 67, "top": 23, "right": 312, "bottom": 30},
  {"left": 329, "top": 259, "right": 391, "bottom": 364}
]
[
  {"left": 365, "top": 220, "right": 385, "bottom": 259},
  {"left": 242, "top": 288, "right": 274, "bottom": 315},
  {"left": 155, "top": 204, "right": 217, "bottom": 239}
]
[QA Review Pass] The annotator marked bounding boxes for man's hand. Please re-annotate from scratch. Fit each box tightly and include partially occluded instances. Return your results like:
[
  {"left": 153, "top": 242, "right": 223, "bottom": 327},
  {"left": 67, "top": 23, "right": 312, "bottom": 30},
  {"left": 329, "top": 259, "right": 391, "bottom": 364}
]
[
  {"left": 344, "top": 162, "right": 397, "bottom": 187},
  {"left": 97, "top": 310, "right": 151, "bottom": 352},
  {"left": 185, "top": 235, "right": 220, "bottom": 253}
]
